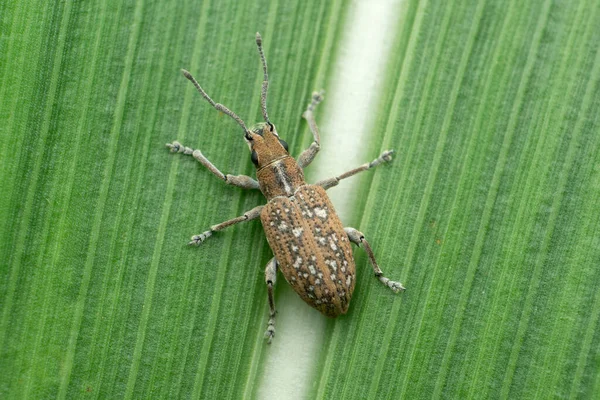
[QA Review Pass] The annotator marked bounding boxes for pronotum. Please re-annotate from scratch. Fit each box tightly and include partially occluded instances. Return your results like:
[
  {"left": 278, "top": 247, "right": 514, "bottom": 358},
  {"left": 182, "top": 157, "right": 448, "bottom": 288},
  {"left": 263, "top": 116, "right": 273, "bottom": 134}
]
[{"left": 166, "top": 33, "right": 405, "bottom": 343}]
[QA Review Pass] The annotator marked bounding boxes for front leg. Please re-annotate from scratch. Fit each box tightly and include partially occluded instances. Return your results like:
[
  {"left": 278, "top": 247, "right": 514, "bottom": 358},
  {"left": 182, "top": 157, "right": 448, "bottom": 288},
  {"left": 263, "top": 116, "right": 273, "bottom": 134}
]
[
  {"left": 297, "top": 91, "right": 324, "bottom": 168},
  {"left": 189, "top": 205, "right": 263, "bottom": 245},
  {"left": 344, "top": 227, "right": 405, "bottom": 292},
  {"left": 166, "top": 141, "right": 259, "bottom": 190},
  {"left": 315, "top": 150, "right": 394, "bottom": 190}
]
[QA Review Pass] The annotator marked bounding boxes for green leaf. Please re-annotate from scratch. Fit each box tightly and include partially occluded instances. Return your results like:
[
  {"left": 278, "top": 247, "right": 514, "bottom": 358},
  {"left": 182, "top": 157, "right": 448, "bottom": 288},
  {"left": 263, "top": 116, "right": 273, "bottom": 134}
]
[
  {"left": 1, "top": 0, "right": 599, "bottom": 399},
  {"left": 314, "top": 0, "right": 600, "bottom": 399}
]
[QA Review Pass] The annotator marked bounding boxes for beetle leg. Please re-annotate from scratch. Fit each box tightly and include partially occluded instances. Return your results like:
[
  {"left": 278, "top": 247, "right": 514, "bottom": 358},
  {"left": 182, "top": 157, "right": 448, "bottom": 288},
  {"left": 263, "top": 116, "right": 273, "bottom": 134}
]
[
  {"left": 298, "top": 91, "right": 325, "bottom": 168},
  {"left": 315, "top": 150, "right": 394, "bottom": 190},
  {"left": 344, "top": 227, "right": 405, "bottom": 293},
  {"left": 166, "top": 141, "right": 260, "bottom": 190},
  {"left": 189, "top": 205, "right": 264, "bottom": 245},
  {"left": 264, "top": 257, "right": 278, "bottom": 344}
]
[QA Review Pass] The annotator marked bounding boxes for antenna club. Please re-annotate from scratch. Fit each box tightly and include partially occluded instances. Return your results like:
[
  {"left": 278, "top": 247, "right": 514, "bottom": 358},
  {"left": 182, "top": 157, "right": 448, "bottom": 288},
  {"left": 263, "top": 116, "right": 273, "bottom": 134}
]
[
  {"left": 256, "top": 32, "right": 262, "bottom": 46},
  {"left": 181, "top": 69, "right": 193, "bottom": 80}
]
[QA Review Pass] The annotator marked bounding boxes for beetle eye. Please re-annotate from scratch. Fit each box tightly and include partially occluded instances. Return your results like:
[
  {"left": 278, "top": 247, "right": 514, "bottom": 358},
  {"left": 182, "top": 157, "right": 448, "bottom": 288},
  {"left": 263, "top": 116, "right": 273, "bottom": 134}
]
[
  {"left": 251, "top": 150, "right": 259, "bottom": 166},
  {"left": 278, "top": 139, "right": 288, "bottom": 152}
]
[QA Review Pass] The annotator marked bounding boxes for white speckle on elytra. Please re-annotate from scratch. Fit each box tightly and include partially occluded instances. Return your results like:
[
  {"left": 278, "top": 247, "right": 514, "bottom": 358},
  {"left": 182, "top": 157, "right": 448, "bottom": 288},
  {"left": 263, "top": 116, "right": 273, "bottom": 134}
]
[
  {"left": 303, "top": 273, "right": 309, "bottom": 278},
  {"left": 308, "top": 293, "right": 315, "bottom": 299},
  {"left": 315, "top": 279, "right": 321, "bottom": 285},
  {"left": 276, "top": 209, "right": 281, "bottom": 214},
  {"left": 330, "top": 241, "right": 338, "bottom": 251},
  {"left": 341, "top": 266, "right": 346, "bottom": 273},
  {"left": 346, "top": 276, "right": 352, "bottom": 286},
  {"left": 293, "top": 257, "right": 303, "bottom": 269},
  {"left": 332, "top": 233, "right": 338, "bottom": 241},
  {"left": 318, "top": 237, "right": 326, "bottom": 245},
  {"left": 291, "top": 276, "right": 296, "bottom": 281},
  {"left": 318, "top": 273, "right": 323, "bottom": 279},
  {"left": 311, "top": 255, "right": 317, "bottom": 261},
  {"left": 310, "top": 197, "right": 315, "bottom": 202},
  {"left": 292, "top": 227, "right": 304, "bottom": 237},
  {"left": 331, "top": 274, "right": 336, "bottom": 280},
  {"left": 308, "top": 265, "right": 316, "bottom": 275},
  {"left": 343, "top": 260, "right": 348, "bottom": 267},
  {"left": 284, "top": 208, "right": 290, "bottom": 213},
  {"left": 315, "top": 228, "right": 321, "bottom": 233},
  {"left": 270, "top": 221, "right": 275, "bottom": 226},
  {"left": 330, "top": 261, "right": 337, "bottom": 271},
  {"left": 278, "top": 222, "right": 288, "bottom": 231},
  {"left": 291, "top": 244, "right": 299, "bottom": 253},
  {"left": 314, "top": 207, "right": 327, "bottom": 218},
  {"left": 309, "top": 285, "right": 314, "bottom": 291}
]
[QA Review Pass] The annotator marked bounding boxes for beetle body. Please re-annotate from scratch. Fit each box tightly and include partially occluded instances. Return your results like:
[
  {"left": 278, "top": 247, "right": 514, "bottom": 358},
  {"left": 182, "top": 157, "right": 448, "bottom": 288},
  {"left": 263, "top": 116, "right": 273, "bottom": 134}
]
[
  {"left": 262, "top": 184, "right": 355, "bottom": 317},
  {"left": 250, "top": 123, "right": 355, "bottom": 316},
  {"left": 167, "top": 33, "right": 403, "bottom": 343}
]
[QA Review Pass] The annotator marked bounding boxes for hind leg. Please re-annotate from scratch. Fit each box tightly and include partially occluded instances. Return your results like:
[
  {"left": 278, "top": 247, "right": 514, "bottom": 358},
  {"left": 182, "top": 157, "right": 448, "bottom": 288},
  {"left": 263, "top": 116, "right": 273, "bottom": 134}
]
[
  {"left": 344, "top": 227, "right": 405, "bottom": 292},
  {"left": 264, "top": 257, "right": 278, "bottom": 344}
]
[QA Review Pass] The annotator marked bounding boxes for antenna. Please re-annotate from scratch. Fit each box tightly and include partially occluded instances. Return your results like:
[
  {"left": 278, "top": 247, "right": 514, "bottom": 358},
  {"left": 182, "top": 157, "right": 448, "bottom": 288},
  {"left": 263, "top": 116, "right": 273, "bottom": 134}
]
[
  {"left": 255, "top": 32, "right": 271, "bottom": 125},
  {"left": 181, "top": 69, "right": 250, "bottom": 135}
]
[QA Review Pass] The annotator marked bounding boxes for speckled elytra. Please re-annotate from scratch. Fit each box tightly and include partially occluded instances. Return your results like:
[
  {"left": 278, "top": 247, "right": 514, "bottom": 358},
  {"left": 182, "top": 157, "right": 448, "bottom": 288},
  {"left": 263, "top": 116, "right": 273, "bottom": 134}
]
[{"left": 166, "top": 33, "right": 405, "bottom": 343}]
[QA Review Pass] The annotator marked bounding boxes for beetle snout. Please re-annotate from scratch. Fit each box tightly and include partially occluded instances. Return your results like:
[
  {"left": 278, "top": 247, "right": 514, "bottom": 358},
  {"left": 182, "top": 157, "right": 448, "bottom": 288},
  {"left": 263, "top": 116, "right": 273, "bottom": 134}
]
[{"left": 248, "top": 123, "right": 290, "bottom": 168}]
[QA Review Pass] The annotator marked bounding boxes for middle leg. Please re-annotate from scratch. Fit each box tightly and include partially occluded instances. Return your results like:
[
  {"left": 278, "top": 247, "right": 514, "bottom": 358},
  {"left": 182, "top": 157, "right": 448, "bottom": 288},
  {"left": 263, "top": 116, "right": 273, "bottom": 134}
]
[
  {"left": 315, "top": 150, "right": 394, "bottom": 190},
  {"left": 189, "top": 205, "right": 263, "bottom": 245}
]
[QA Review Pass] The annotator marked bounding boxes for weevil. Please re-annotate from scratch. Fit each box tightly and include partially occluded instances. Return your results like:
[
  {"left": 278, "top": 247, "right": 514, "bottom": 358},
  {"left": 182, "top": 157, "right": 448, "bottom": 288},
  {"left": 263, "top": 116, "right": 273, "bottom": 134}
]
[{"left": 166, "top": 33, "right": 405, "bottom": 343}]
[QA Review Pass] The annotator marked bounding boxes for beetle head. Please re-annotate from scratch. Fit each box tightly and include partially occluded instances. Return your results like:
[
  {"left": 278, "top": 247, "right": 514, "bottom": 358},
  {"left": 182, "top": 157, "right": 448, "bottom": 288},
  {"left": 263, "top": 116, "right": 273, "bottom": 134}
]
[{"left": 246, "top": 122, "right": 289, "bottom": 169}]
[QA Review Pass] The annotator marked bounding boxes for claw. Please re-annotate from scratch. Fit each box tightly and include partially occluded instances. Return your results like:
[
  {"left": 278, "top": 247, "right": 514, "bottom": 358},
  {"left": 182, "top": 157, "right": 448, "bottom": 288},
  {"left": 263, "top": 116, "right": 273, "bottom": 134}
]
[
  {"left": 166, "top": 141, "right": 181, "bottom": 152},
  {"left": 369, "top": 150, "right": 395, "bottom": 168},
  {"left": 304, "top": 90, "right": 325, "bottom": 115},
  {"left": 264, "top": 329, "right": 275, "bottom": 344},
  {"left": 378, "top": 275, "right": 405, "bottom": 293},
  {"left": 312, "top": 90, "right": 325, "bottom": 104},
  {"left": 188, "top": 231, "right": 212, "bottom": 246},
  {"left": 264, "top": 315, "right": 276, "bottom": 344},
  {"left": 388, "top": 280, "right": 406, "bottom": 293},
  {"left": 382, "top": 149, "right": 394, "bottom": 162}
]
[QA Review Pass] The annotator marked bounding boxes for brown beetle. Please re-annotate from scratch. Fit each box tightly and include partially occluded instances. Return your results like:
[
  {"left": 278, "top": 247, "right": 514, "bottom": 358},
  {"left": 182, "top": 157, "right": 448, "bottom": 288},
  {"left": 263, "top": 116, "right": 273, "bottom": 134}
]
[{"left": 166, "top": 33, "right": 404, "bottom": 343}]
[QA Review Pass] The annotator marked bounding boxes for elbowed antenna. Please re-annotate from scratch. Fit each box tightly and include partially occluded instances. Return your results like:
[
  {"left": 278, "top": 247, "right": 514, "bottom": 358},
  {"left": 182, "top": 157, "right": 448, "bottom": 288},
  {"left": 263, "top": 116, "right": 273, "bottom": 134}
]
[
  {"left": 181, "top": 69, "right": 250, "bottom": 136},
  {"left": 255, "top": 33, "right": 270, "bottom": 124}
]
